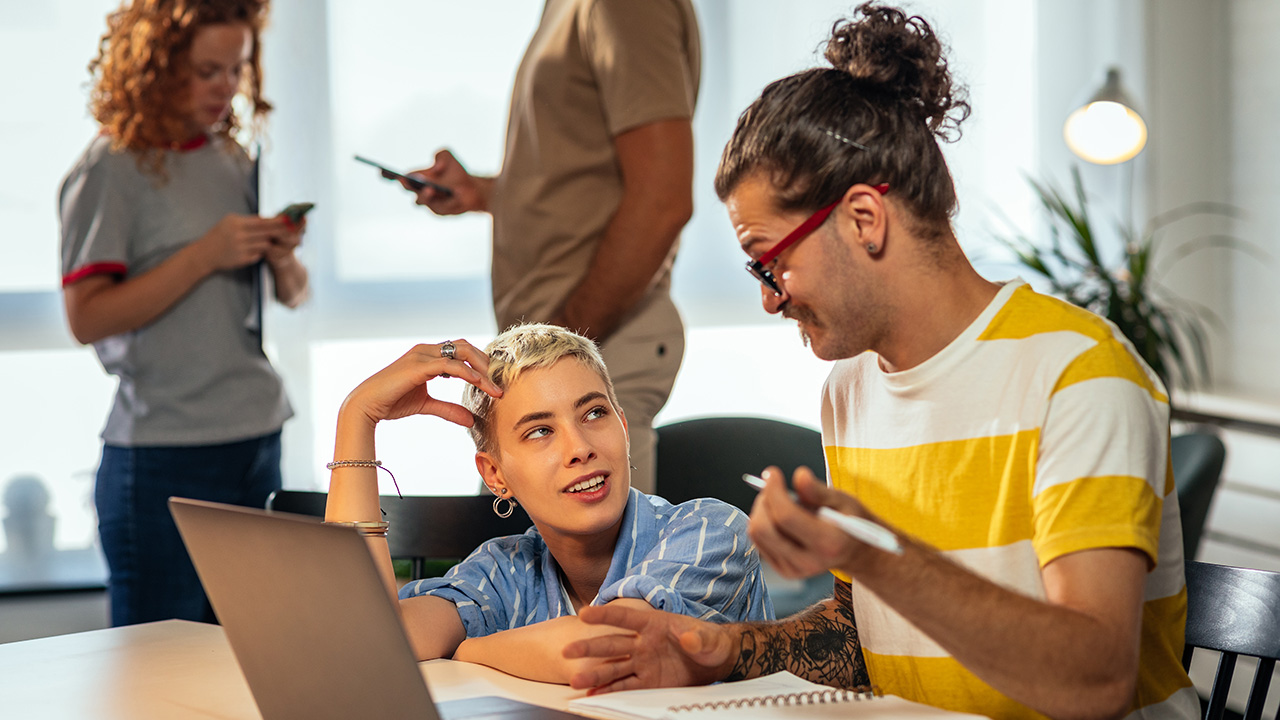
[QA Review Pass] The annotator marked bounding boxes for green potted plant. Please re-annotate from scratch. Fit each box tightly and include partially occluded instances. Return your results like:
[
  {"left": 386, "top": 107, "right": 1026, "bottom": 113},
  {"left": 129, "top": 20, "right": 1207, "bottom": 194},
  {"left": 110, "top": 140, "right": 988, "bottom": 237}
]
[{"left": 994, "top": 167, "right": 1255, "bottom": 394}]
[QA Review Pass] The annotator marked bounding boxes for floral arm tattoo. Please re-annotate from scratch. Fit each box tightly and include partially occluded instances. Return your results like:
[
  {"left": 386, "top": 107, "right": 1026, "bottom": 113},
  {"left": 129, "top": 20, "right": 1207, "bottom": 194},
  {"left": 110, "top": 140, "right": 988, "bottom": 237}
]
[{"left": 725, "top": 579, "right": 870, "bottom": 688}]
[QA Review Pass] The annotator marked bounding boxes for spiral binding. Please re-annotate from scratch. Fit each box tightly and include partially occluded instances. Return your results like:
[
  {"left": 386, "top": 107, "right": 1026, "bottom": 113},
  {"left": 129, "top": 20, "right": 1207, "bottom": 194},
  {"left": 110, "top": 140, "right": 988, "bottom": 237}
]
[{"left": 667, "top": 685, "right": 882, "bottom": 712}]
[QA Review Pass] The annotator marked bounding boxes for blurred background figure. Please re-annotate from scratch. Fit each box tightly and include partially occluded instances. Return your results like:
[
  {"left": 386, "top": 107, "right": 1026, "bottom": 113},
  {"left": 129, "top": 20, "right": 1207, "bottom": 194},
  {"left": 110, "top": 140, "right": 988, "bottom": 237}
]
[
  {"left": 406, "top": 0, "right": 701, "bottom": 493},
  {"left": 57, "top": 0, "right": 308, "bottom": 626}
]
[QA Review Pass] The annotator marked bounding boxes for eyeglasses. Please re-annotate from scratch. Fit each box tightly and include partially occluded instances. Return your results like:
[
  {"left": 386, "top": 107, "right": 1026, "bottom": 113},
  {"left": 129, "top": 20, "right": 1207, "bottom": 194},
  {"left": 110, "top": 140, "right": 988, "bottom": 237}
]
[{"left": 745, "top": 184, "right": 889, "bottom": 296}]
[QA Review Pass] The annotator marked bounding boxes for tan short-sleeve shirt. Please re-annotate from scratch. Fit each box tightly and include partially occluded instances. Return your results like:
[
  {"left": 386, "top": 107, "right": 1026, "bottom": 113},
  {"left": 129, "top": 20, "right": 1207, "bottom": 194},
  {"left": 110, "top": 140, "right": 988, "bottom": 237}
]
[{"left": 489, "top": 0, "right": 700, "bottom": 330}]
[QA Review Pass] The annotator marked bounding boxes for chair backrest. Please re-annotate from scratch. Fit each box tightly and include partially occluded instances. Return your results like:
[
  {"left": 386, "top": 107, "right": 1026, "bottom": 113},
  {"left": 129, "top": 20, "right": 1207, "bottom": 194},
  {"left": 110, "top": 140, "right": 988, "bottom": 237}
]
[
  {"left": 1182, "top": 560, "right": 1280, "bottom": 720},
  {"left": 1171, "top": 433, "right": 1227, "bottom": 561},
  {"left": 654, "top": 416, "right": 827, "bottom": 513},
  {"left": 265, "top": 490, "right": 531, "bottom": 580}
]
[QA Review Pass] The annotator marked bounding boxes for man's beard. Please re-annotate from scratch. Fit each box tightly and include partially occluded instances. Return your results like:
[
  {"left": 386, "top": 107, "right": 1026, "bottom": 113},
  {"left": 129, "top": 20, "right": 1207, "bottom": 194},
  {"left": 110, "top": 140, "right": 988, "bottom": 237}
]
[{"left": 784, "top": 297, "right": 869, "bottom": 361}]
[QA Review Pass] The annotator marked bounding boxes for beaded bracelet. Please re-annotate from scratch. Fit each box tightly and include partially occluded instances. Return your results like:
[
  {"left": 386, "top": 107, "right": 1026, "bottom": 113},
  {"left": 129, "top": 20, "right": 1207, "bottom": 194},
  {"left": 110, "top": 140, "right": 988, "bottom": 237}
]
[{"left": 326, "top": 459, "right": 402, "bottom": 498}]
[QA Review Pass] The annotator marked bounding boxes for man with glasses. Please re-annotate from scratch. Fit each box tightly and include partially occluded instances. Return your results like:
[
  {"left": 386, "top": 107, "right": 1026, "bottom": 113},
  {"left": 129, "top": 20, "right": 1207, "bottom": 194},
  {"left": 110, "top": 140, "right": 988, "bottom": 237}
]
[{"left": 559, "top": 5, "right": 1196, "bottom": 719}]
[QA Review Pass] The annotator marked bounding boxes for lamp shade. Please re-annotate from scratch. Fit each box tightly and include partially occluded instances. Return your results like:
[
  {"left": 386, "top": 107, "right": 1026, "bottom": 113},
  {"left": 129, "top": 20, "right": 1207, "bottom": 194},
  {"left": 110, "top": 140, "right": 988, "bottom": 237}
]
[{"left": 1063, "top": 67, "right": 1147, "bottom": 165}]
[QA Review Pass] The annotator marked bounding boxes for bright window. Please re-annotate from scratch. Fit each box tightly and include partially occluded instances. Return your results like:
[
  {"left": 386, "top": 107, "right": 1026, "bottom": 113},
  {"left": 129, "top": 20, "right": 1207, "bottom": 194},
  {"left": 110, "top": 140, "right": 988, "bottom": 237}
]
[
  {"left": 0, "top": 0, "right": 122, "bottom": 293},
  {"left": 324, "top": 0, "right": 540, "bottom": 283}
]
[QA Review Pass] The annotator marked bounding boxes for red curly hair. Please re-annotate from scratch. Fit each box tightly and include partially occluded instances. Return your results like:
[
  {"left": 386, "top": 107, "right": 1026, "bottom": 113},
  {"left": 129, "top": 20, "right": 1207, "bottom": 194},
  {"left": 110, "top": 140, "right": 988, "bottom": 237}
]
[{"left": 88, "top": 0, "right": 273, "bottom": 176}]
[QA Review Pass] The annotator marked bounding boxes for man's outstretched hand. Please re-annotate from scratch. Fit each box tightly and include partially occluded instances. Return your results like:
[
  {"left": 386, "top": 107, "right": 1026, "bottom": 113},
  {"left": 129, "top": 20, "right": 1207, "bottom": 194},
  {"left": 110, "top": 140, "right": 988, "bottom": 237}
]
[{"left": 563, "top": 604, "right": 740, "bottom": 694}]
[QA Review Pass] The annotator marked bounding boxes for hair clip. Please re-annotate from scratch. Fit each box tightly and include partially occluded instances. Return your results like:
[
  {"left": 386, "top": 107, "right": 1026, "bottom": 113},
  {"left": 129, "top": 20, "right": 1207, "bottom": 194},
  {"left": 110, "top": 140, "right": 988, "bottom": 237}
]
[{"left": 824, "top": 129, "right": 871, "bottom": 151}]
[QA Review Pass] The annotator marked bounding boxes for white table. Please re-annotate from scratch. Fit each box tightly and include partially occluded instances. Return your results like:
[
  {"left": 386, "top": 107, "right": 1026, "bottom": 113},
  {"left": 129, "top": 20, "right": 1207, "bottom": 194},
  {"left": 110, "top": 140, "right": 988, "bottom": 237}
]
[
  {"left": 0, "top": 620, "right": 583, "bottom": 719},
  {"left": 0, "top": 620, "right": 983, "bottom": 720}
]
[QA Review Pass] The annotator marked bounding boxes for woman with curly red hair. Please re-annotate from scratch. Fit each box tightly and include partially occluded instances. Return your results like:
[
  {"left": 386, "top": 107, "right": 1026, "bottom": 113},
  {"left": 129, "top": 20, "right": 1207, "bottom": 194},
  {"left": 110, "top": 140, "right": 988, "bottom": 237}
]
[{"left": 58, "top": 0, "right": 308, "bottom": 626}]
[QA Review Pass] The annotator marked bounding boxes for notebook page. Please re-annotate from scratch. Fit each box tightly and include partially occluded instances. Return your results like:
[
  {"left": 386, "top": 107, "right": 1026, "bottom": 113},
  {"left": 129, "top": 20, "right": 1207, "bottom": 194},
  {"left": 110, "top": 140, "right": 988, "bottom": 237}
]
[{"left": 568, "top": 672, "right": 981, "bottom": 720}]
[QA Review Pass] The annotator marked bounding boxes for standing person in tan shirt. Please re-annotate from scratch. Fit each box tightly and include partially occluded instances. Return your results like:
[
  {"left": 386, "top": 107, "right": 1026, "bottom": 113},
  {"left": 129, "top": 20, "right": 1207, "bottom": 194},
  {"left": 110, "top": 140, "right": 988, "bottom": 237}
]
[{"left": 404, "top": 0, "right": 700, "bottom": 493}]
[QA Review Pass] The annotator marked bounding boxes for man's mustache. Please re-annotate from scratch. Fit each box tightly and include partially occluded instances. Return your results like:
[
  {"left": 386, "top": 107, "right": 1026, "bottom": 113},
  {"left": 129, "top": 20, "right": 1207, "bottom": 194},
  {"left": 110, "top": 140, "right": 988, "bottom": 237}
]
[{"left": 782, "top": 303, "right": 819, "bottom": 327}]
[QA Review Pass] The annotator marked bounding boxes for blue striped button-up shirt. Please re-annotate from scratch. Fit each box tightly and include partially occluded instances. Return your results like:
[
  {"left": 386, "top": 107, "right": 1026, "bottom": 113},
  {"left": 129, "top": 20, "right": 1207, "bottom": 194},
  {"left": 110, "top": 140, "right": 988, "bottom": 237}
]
[{"left": 399, "top": 488, "right": 774, "bottom": 638}]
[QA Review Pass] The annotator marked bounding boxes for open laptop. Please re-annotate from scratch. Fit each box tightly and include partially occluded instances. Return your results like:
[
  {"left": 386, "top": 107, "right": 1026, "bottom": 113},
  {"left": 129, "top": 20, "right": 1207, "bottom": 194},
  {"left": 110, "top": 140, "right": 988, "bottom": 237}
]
[{"left": 170, "top": 497, "right": 582, "bottom": 720}]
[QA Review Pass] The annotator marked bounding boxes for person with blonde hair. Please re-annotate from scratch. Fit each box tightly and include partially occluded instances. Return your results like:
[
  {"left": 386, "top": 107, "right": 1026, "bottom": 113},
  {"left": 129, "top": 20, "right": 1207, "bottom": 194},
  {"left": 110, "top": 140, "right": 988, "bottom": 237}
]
[
  {"left": 59, "top": 0, "right": 307, "bottom": 626},
  {"left": 324, "top": 324, "right": 772, "bottom": 684}
]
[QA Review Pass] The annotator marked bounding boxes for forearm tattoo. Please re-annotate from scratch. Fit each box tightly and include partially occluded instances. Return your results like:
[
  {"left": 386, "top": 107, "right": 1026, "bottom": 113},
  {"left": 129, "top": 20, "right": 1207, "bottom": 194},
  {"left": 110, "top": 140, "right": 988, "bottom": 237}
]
[{"left": 726, "top": 579, "right": 870, "bottom": 688}]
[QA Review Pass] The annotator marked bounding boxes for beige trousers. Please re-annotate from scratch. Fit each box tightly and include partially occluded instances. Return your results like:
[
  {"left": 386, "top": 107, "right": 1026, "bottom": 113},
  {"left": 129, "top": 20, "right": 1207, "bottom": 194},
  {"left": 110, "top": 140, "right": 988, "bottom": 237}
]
[{"left": 598, "top": 291, "right": 685, "bottom": 495}]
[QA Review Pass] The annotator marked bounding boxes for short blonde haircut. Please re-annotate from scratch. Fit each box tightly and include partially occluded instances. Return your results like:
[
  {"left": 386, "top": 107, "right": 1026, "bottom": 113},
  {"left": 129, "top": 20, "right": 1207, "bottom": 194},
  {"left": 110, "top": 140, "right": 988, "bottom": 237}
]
[{"left": 462, "top": 324, "right": 619, "bottom": 454}]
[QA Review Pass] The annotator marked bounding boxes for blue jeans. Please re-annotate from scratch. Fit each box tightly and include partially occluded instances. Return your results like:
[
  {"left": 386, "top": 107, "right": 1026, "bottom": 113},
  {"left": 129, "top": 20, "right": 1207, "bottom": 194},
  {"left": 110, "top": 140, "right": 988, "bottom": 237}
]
[{"left": 95, "top": 432, "right": 282, "bottom": 626}]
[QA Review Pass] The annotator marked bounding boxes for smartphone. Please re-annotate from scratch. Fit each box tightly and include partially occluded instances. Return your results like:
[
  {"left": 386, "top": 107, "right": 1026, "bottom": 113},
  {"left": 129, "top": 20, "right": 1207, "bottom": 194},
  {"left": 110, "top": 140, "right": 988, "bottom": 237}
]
[
  {"left": 354, "top": 155, "right": 454, "bottom": 198},
  {"left": 279, "top": 202, "right": 315, "bottom": 225}
]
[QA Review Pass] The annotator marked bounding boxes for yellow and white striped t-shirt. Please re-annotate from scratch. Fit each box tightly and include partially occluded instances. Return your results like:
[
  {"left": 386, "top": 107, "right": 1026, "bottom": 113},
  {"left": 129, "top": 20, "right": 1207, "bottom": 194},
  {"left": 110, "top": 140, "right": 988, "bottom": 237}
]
[{"left": 821, "top": 280, "right": 1197, "bottom": 719}]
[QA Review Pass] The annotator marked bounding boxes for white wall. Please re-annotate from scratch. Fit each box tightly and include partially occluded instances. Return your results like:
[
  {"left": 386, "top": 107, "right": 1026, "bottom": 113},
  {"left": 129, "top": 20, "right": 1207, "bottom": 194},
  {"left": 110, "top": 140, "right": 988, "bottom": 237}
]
[
  {"left": 1227, "top": 1, "right": 1280, "bottom": 397},
  {"left": 1145, "top": 1, "right": 1234, "bottom": 394},
  {"left": 1136, "top": 0, "right": 1280, "bottom": 401}
]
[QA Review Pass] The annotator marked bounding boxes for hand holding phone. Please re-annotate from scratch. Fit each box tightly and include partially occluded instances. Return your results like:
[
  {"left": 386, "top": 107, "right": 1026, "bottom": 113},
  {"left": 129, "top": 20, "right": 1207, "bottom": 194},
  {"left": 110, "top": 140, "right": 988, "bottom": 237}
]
[
  {"left": 279, "top": 202, "right": 315, "bottom": 225},
  {"left": 354, "top": 155, "right": 454, "bottom": 198},
  {"left": 742, "top": 473, "right": 903, "bottom": 555}
]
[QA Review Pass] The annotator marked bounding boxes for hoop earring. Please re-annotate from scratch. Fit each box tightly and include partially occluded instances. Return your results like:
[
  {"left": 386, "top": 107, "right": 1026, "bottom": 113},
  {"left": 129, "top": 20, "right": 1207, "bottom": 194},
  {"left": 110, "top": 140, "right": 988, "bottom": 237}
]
[{"left": 493, "top": 495, "right": 517, "bottom": 519}]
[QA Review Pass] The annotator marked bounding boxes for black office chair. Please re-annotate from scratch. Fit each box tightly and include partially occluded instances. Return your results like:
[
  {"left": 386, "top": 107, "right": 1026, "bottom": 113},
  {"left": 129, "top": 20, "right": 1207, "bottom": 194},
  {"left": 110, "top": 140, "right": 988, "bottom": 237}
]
[
  {"left": 654, "top": 416, "right": 834, "bottom": 616},
  {"left": 1182, "top": 560, "right": 1280, "bottom": 720},
  {"left": 655, "top": 416, "right": 829, "bottom": 507},
  {"left": 1171, "top": 432, "right": 1227, "bottom": 561},
  {"left": 266, "top": 490, "right": 531, "bottom": 580}
]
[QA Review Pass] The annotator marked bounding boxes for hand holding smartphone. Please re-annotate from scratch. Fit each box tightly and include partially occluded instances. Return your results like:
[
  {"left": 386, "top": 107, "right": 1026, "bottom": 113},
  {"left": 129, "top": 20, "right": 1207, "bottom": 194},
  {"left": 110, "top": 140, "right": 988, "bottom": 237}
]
[
  {"left": 354, "top": 155, "right": 454, "bottom": 198},
  {"left": 279, "top": 202, "right": 315, "bottom": 225},
  {"left": 742, "top": 473, "right": 903, "bottom": 555}
]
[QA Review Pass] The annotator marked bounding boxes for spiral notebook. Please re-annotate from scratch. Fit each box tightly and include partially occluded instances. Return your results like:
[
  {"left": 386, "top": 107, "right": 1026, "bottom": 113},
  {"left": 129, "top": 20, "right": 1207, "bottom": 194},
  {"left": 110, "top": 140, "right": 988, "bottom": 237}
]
[{"left": 568, "top": 672, "right": 983, "bottom": 719}]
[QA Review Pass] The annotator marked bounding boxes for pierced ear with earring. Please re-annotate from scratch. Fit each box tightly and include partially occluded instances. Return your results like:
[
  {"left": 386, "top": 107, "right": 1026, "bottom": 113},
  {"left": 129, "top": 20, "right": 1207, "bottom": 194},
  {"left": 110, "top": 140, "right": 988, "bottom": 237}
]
[
  {"left": 866, "top": 243, "right": 879, "bottom": 254},
  {"left": 491, "top": 487, "right": 517, "bottom": 519}
]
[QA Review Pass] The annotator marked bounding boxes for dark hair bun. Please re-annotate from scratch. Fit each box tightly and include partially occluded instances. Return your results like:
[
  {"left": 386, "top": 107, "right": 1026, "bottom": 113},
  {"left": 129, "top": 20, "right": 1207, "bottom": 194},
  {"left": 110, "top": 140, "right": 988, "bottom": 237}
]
[{"left": 823, "top": 2, "right": 970, "bottom": 140}]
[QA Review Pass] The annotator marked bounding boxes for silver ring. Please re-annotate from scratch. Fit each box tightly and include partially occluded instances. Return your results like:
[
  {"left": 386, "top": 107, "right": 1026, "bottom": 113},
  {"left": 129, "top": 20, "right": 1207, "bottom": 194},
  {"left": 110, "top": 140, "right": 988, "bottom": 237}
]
[{"left": 440, "top": 341, "right": 456, "bottom": 360}]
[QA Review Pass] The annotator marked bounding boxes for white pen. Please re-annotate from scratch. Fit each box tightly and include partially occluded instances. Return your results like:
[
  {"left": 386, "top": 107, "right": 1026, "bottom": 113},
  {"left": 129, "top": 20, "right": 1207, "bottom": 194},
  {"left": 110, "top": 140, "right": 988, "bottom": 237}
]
[{"left": 742, "top": 474, "right": 904, "bottom": 555}]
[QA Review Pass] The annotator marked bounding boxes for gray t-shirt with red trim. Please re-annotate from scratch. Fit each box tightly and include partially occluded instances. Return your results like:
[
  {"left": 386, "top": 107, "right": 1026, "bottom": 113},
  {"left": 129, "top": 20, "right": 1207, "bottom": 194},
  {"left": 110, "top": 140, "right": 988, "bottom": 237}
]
[{"left": 58, "top": 135, "right": 292, "bottom": 446}]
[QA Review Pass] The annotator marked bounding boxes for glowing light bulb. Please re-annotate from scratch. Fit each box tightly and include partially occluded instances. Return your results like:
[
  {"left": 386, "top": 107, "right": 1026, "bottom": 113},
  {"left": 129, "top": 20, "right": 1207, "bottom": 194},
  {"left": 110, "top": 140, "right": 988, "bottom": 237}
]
[{"left": 1064, "top": 100, "right": 1148, "bottom": 165}]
